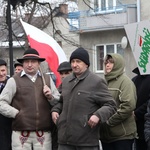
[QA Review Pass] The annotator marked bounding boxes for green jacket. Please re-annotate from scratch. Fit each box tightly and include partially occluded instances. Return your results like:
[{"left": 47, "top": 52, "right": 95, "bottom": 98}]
[{"left": 100, "top": 53, "right": 137, "bottom": 142}]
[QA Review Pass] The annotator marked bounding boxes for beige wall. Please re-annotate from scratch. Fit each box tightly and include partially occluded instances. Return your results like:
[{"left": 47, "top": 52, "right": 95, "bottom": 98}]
[
  {"left": 78, "top": 0, "right": 138, "bottom": 79},
  {"left": 43, "top": 17, "right": 79, "bottom": 61},
  {"left": 140, "top": 0, "right": 150, "bottom": 20}
]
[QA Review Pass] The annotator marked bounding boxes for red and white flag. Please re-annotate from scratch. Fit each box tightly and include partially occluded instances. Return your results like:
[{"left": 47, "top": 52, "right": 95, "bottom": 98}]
[{"left": 20, "top": 19, "right": 67, "bottom": 87}]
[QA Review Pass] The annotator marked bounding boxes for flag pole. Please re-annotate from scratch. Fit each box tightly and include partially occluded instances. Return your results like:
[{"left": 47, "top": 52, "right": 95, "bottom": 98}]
[{"left": 39, "top": 66, "right": 46, "bottom": 86}]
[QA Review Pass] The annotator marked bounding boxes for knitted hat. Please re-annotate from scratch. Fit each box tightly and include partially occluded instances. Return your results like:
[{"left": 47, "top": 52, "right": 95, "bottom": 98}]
[
  {"left": 0, "top": 59, "right": 7, "bottom": 66},
  {"left": 70, "top": 47, "right": 90, "bottom": 66},
  {"left": 57, "top": 61, "right": 72, "bottom": 72},
  {"left": 17, "top": 48, "right": 45, "bottom": 63}
]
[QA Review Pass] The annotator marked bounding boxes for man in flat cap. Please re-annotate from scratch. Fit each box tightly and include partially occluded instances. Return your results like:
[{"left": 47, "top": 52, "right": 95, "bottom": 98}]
[
  {"left": 57, "top": 61, "right": 72, "bottom": 82},
  {"left": 14, "top": 62, "right": 23, "bottom": 74},
  {"left": 0, "top": 49, "right": 60, "bottom": 150},
  {"left": 0, "top": 59, "right": 12, "bottom": 150}
]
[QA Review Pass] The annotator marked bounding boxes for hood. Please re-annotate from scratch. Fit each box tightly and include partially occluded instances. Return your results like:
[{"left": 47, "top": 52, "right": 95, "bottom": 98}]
[{"left": 105, "top": 53, "right": 125, "bottom": 81}]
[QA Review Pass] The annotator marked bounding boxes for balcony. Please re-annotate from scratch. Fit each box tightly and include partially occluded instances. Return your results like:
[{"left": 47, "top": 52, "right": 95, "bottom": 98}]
[{"left": 68, "top": 4, "right": 137, "bottom": 32}]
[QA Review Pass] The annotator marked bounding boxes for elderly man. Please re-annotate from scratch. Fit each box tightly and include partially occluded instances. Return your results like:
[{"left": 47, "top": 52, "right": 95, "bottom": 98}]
[
  {"left": 0, "top": 59, "right": 12, "bottom": 150},
  {"left": 52, "top": 47, "right": 117, "bottom": 150},
  {"left": 0, "top": 48, "right": 60, "bottom": 150}
]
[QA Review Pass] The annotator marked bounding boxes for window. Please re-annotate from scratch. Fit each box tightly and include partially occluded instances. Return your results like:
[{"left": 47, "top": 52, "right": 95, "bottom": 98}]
[
  {"left": 90, "top": 0, "right": 122, "bottom": 14},
  {"left": 95, "top": 43, "right": 124, "bottom": 72}
]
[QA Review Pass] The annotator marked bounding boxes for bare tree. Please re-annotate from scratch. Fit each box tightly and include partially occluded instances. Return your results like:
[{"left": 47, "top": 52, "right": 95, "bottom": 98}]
[{"left": 0, "top": 0, "right": 80, "bottom": 50}]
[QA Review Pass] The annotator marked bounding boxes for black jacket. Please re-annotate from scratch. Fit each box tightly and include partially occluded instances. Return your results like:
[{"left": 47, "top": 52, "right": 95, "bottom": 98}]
[{"left": 132, "top": 67, "right": 150, "bottom": 140}]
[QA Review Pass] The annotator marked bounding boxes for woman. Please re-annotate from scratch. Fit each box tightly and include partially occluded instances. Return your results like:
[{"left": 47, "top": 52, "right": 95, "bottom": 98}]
[{"left": 100, "top": 53, "right": 137, "bottom": 150}]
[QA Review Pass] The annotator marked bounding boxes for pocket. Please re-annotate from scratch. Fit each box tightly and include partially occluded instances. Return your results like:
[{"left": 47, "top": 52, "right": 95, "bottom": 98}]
[{"left": 109, "top": 123, "right": 126, "bottom": 138}]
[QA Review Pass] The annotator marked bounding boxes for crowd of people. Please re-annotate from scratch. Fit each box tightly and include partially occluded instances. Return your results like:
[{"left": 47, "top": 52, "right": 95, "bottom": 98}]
[{"left": 0, "top": 47, "right": 149, "bottom": 150}]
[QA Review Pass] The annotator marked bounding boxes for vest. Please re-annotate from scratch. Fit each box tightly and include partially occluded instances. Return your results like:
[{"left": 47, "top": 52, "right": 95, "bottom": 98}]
[{"left": 12, "top": 73, "right": 52, "bottom": 131}]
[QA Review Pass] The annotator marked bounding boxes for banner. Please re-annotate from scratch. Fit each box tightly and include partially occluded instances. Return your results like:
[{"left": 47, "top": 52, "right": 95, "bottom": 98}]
[{"left": 125, "top": 20, "right": 150, "bottom": 75}]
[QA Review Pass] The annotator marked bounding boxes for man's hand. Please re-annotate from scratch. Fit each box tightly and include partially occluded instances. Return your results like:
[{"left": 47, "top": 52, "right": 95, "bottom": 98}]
[
  {"left": 43, "top": 85, "right": 52, "bottom": 99},
  {"left": 52, "top": 112, "right": 59, "bottom": 124},
  {"left": 88, "top": 115, "right": 100, "bottom": 128}
]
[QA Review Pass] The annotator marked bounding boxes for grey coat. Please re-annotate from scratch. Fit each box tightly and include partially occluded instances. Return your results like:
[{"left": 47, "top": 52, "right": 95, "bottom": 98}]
[{"left": 52, "top": 69, "right": 116, "bottom": 146}]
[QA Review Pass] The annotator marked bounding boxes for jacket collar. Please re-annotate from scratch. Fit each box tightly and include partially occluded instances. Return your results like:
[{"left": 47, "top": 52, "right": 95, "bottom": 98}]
[{"left": 69, "top": 68, "right": 90, "bottom": 82}]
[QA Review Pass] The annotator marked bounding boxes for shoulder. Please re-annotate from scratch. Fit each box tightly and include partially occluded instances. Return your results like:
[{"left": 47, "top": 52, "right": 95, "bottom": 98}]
[{"left": 88, "top": 71, "right": 104, "bottom": 80}]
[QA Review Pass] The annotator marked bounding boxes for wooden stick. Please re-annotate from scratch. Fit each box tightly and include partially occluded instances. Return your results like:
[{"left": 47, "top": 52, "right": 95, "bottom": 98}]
[{"left": 39, "top": 65, "right": 46, "bottom": 86}]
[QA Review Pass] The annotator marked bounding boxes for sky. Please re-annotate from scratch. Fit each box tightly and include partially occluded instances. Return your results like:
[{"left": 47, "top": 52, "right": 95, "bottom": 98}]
[
  {"left": 38, "top": 0, "right": 78, "bottom": 12},
  {"left": 0, "top": 0, "right": 78, "bottom": 17}
]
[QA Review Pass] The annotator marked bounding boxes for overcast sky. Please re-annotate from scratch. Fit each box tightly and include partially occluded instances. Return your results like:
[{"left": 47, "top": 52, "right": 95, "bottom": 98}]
[{"left": 0, "top": 0, "right": 78, "bottom": 16}]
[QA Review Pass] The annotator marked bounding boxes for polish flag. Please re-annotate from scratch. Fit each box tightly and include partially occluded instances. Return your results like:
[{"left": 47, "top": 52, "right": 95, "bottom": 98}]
[{"left": 20, "top": 19, "right": 67, "bottom": 87}]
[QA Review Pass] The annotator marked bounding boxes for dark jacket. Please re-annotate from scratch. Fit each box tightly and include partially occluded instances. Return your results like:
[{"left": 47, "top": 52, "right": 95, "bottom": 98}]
[
  {"left": 145, "top": 100, "right": 150, "bottom": 141},
  {"left": 132, "top": 67, "right": 150, "bottom": 140},
  {"left": 52, "top": 69, "right": 116, "bottom": 146}
]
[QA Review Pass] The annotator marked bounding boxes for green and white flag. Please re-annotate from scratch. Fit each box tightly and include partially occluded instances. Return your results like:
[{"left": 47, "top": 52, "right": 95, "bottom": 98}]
[{"left": 125, "top": 20, "right": 150, "bottom": 75}]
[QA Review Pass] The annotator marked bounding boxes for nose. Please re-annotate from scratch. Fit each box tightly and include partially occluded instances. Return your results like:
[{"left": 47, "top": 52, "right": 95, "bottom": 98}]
[
  {"left": 71, "top": 61, "right": 77, "bottom": 67},
  {"left": 105, "top": 63, "right": 109, "bottom": 67},
  {"left": 28, "top": 61, "right": 32, "bottom": 66}
]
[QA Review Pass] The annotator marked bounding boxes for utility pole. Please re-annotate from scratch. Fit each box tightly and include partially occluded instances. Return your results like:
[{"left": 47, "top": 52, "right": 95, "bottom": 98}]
[{"left": 6, "top": 0, "right": 14, "bottom": 76}]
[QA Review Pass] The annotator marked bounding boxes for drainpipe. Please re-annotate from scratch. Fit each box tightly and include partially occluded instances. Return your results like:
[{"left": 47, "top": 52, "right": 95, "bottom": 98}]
[{"left": 137, "top": 0, "right": 141, "bottom": 22}]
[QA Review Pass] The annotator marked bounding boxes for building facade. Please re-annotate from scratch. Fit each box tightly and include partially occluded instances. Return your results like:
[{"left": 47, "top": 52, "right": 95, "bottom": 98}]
[{"left": 69, "top": 0, "right": 143, "bottom": 78}]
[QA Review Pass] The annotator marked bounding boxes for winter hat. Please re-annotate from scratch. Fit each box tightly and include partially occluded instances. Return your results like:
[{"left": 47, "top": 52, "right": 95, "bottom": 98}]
[
  {"left": 57, "top": 61, "right": 72, "bottom": 72},
  {"left": 70, "top": 47, "right": 90, "bottom": 66},
  {"left": 0, "top": 59, "right": 7, "bottom": 66},
  {"left": 17, "top": 48, "right": 45, "bottom": 63}
]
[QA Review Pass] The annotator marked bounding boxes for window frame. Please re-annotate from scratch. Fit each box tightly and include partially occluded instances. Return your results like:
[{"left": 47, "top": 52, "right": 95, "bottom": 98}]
[
  {"left": 90, "top": 0, "right": 122, "bottom": 14},
  {"left": 94, "top": 43, "right": 123, "bottom": 73}
]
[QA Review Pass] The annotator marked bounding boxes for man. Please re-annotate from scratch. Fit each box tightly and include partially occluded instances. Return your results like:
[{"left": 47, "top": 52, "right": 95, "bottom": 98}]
[
  {"left": 0, "top": 48, "right": 60, "bottom": 150},
  {"left": 14, "top": 62, "right": 23, "bottom": 74},
  {"left": 52, "top": 47, "right": 117, "bottom": 150},
  {"left": 0, "top": 59, "right": 12, "bottom": 150},
  {"left": 57, "top": 61, "right": 72, "bottom": 81},
  {"left": 57, "top": 61, "right": 72, "bottom": 93}
]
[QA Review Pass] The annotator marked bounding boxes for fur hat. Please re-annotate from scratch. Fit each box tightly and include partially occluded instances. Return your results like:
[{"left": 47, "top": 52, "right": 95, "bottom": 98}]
[
  {"left": 70, "top": 47, "right": 90, "bottom": 66},
  {"left": 57, "top": 61, "right": 72, "bottom": 72},
  {"left": 17, "top": 48, "right": 45, "bottom": 63},
  {"left": 0, "top": 59, "right": 7, "bottom": 66}
]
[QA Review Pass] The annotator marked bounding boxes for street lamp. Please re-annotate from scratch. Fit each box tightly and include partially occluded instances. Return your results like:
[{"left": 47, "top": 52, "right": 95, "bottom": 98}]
[
  {"left": 6, "top": 0, "right": 28, "bottom": 76},
  {"left": 6, "top": 0, "right": 13, "bottom": 76}
]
